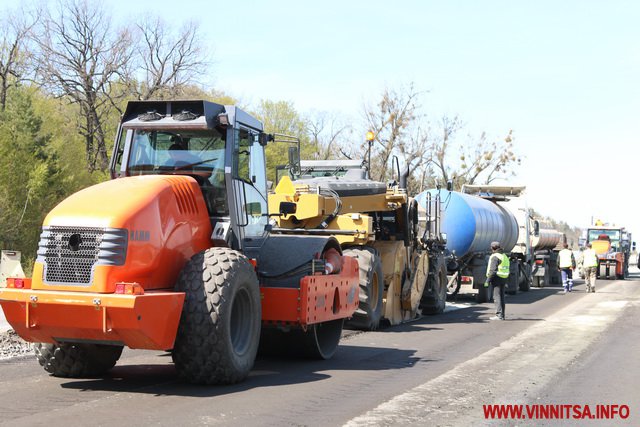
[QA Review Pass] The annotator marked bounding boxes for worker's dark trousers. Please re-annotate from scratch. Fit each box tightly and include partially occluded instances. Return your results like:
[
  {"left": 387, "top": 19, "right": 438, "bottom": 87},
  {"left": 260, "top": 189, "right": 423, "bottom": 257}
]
[{"left": 491, "top": 277, "right": 507, "bottom": 319}]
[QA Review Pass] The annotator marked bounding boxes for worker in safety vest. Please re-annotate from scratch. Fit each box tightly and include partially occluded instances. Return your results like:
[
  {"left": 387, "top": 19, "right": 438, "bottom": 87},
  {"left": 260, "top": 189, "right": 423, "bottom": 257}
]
[
  {"left": 485, "top": 241, "right": 510, "bottom": 320},
  {"left": 582, "top": 243, "right": 598, "bottom": 293},
  {"left": 558, "top": 243, "right": 576, "bottom": 293}
]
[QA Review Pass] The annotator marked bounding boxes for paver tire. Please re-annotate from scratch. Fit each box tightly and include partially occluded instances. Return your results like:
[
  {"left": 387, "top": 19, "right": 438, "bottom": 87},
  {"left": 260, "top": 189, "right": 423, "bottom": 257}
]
[{"left": 343, "top": 247, "right": 384, "bottom": 331}]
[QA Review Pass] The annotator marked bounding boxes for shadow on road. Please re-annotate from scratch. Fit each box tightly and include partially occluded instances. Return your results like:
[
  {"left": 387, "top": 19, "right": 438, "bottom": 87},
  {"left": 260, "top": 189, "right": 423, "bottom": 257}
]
[
  {"left": 58, "top": 344, "right": 421, "bottom": 397},
  {"left": 52, "top": 274, "right": 640, "bottom": 397}
]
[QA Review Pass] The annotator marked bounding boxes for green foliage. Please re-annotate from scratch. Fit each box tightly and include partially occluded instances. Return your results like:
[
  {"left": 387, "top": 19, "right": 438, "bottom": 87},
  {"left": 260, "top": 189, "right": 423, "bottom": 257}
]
[
  {"left": 0, "top": 87, "right": 66, "bottom": 266},
  {"left": 252, "top": 99, "right": 314, "bottom": 183}
]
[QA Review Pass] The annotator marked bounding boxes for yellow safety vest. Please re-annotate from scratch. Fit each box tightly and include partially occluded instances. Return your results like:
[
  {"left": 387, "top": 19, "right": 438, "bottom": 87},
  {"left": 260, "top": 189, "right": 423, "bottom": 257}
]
[
  {"left": 487, "top": 253, "right": 510, "bottom": 279},
  {"left": 558, "top": 249, "right": 574, "bottom": 268},
  {"left": 583, "top": 249, "right": 598, "bottom": 268}
]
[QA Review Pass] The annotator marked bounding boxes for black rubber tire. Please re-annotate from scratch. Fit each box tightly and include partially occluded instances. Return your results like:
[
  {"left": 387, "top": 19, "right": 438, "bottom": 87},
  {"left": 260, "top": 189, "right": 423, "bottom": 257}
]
[
  {"left": 343, "top": 247, "right": 384, "bottom": 331},
  {"left": 421, "top": 259, "right": 448, "bottom": 315},
  {"left": 172, "top": 247, "right": 261, "bottom": 385},
  {"left": 34, "top": 342, "right": 123, "bottom": 377},
  {"left": 476, "top": 285, "right": 491, "bottom": 303},
  {"left": 518, "top": 268, "right": 530, "bottom": 292}
]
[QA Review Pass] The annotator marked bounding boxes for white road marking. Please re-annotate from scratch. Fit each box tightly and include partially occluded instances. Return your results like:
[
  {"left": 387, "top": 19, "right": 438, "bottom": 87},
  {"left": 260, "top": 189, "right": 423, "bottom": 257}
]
[
  {"left": 345, "top": 281, "right": 638, "bottom": 426},
  {"left": 443, "top": 302, "right": 476, "bottom": 313}
]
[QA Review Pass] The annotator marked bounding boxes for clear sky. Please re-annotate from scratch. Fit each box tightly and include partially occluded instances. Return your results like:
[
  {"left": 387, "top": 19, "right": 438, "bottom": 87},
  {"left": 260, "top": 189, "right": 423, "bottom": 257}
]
[{"left": 8, "top": 0, "right": 640, "bottom": 240}]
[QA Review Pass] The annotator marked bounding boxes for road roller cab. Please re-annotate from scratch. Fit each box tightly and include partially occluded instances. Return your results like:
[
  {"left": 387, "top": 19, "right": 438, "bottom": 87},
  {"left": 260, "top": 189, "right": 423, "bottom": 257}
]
[{"left": 0, "top": 100, "right": 359, "bottom": 384}]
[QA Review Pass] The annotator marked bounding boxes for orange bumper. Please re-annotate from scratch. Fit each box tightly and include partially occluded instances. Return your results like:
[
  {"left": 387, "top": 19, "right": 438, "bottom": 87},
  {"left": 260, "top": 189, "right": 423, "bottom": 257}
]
[
  {"left": 597, "top": 253, "right": 625, "bottom": 275},
  {"left": 260, "top": 256, "right": 359, "bottom": 326},
  {"left": 0, "top": 288, "right": 184, "bottom": 350}
]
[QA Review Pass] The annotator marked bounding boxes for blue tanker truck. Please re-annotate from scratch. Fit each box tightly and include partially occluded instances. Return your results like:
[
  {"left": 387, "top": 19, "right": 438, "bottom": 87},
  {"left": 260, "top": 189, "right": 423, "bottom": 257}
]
[{"left": 415, "top": 185, "right": 534, "bottom": 303}]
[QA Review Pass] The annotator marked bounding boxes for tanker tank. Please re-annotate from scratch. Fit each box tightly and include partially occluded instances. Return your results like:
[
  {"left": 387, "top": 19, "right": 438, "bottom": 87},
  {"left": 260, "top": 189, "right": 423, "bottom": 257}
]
[
  {"left": 531, "top": 228, "right": 563, "bottom": 251},
  {"left": 415, "top": 189, "right": 519, "bottom": 259}
]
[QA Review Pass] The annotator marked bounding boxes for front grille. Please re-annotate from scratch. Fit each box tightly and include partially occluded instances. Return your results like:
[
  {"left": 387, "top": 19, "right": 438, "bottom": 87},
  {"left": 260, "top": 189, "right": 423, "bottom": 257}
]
[{"left": 37, "top": 226, "right": 128, "bottom": 285}]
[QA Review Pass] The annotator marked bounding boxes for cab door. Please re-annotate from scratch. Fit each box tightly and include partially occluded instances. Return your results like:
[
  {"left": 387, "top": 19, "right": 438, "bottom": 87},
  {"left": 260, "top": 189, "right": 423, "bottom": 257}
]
[{"left": 229, "top": 127, "right": 269, "bottom": 249}]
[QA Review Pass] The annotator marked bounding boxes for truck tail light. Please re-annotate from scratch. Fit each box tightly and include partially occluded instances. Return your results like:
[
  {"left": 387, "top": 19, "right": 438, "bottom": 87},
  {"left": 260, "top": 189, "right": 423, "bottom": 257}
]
[
  {"left": 6, "top": 277, "right": 31, "bottom": 289},
  {"left": 115, "top": 282, "right": 144, "bottom": 295}
]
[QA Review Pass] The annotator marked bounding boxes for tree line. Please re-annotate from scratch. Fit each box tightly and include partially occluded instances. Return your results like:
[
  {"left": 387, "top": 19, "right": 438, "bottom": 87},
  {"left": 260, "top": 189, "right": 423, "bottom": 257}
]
[{"left": 0, "top": 0, "right": 521, "bottom": 272}]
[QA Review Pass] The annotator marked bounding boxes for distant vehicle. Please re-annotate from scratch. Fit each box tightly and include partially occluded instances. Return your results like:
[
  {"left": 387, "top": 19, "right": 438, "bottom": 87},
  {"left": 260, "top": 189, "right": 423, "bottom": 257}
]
[{"left": 584, "top": 221, "right": 634, "bottom": 279}]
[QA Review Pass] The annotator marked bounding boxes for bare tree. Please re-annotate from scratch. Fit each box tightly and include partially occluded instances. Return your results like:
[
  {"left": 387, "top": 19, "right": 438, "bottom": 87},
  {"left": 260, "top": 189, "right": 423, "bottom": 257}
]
[
  {"left": 306, "top": 111, "right": 351, "bottom": 160},
  {"left": 423, "top": 115, "right": 520, "bottom": 190},
  {"left": 362, "top": 84, "right": 431, "bottom": 182},
  {"left": 361, "top": 84, "right": 521, "bottom": 192},
  {"left": 428, "top": 115, "right": 463, "bottom": 187},
  {"left": 0, "top": 8, "right": 37, "bottom": 111},
  {"left": 34, "top": 0, "right": 133, "bottom": 172},
  {"left": 132, "top": 17, "right": 207, "bottom": 100}
]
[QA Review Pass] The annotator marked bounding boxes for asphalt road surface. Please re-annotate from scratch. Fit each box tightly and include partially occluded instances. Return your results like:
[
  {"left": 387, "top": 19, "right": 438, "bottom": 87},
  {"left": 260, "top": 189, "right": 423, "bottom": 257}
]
[{"left": 1, "top": 273, "right": 638, "bottom": 427}]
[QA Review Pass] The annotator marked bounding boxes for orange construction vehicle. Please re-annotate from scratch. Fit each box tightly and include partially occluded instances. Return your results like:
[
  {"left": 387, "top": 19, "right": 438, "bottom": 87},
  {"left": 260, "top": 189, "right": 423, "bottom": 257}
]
[
  {"left": 0, "top": 100, "right": 359, "bottom": 384},
  {"left": 585, "top": 220, "right": 633, "bottom": 280}
]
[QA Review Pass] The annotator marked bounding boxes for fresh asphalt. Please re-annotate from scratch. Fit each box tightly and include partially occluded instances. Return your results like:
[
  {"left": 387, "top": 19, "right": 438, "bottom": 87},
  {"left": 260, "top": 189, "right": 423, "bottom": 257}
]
[{"left": 0, "top": 270, "right": 638, "bottom": 426}]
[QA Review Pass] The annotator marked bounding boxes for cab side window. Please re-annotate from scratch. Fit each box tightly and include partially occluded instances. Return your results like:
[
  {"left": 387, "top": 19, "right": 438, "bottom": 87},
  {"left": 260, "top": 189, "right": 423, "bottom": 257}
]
[{"left": 234, "top": 129, "right": 268, "bottom": 237}]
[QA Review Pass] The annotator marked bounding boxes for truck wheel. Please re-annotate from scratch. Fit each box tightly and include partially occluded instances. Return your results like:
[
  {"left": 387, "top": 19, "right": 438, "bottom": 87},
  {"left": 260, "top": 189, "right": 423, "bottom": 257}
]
[
  {"left": 421, "top": 261, "right": 448, "bottom": 315},
  {"left": 518, "top": 269, "right": 530, "bottom": 292},
  {"left": 476, "top": 285, "right": 491, "bottom": 303},
  {"left": 172, "top": 247, "right": 261, "bottom": 385},
  {"left": 34, "top": 342, "right": 123, "bottom": 377},
  {"left": 343, "top": 247, "right": 384, "bottom": 331}
]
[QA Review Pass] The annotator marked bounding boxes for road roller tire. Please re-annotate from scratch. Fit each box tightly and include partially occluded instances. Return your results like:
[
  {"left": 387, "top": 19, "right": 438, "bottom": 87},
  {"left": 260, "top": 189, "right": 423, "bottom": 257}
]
[
  {"left": 35, "top": 342, "right": 123, "bottom": 378},
  {"left": 172, "top": 248, "right": 261, "bottom": 385}
]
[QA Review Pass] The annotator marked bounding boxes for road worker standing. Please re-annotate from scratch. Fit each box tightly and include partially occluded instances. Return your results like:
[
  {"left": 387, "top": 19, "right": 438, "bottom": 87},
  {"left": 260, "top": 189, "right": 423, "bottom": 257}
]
[
  {"left": 582, "top": 242, "right": 598, "bottom": 293},
  {"left": 485, "top": 241, "right": 510, "bottom": 320},
  {"left": 558, "top": 243, "right": 576, "bottom": 293}
]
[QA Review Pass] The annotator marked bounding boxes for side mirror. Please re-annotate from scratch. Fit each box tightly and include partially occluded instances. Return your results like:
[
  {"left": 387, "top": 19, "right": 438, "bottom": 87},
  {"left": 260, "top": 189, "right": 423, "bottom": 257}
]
[
  {"left": 259, "top": 133, "right": 274, "bottom": 146},
  {"left": 288, "top": 146, "right": 300, "bottom": 176},
  {"left": 533, "top": 220, "right": 540, "bottom": 237},
  {"left": 279, "top": 201, "right": 297, "bottom": 216},
  {"left": 446, "top": 180, "right": 453, "bottom": 191}
]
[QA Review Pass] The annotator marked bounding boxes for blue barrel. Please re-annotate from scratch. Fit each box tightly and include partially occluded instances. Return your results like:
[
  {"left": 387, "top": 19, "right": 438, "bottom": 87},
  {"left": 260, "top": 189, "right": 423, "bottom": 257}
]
[{"left": 415, "top": 189, "right": 518, "bottom": 259}]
